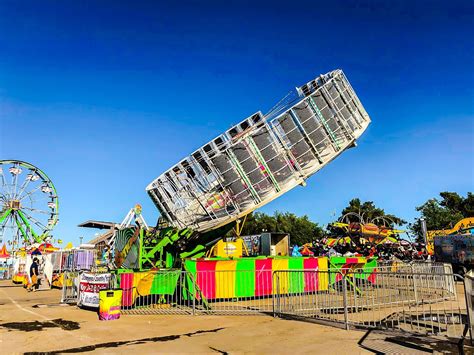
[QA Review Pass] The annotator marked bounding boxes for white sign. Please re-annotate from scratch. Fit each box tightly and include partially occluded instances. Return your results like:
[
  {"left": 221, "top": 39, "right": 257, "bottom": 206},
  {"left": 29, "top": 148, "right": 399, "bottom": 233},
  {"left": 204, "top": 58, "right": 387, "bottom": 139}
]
[{"left": 78, "top": 273, "right": 111, "bottom": 308}]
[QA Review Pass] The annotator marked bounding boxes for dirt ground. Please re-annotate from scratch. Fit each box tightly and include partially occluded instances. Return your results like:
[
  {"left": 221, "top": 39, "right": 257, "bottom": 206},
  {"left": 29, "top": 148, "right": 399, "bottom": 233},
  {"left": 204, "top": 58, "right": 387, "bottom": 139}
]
[{"left": 0, "top": 280, "right": 468, "bottom": 354}]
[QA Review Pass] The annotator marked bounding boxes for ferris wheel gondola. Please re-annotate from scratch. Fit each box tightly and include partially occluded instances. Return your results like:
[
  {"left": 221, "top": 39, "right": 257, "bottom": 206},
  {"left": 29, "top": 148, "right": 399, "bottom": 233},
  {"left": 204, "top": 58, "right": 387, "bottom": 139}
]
[{"left": 0, "top": 160, "right": 59, "bottom": 249}]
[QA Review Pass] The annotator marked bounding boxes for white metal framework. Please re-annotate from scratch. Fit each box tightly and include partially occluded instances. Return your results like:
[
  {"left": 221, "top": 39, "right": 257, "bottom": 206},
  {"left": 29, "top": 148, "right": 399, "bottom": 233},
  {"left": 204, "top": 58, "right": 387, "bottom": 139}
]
[{"left": 146, "top": 69, "right": 371, "bottom": 232}]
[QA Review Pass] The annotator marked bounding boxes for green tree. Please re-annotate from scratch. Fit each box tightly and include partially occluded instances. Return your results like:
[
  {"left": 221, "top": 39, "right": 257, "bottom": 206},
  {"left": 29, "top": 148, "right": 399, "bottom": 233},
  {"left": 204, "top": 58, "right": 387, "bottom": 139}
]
[
  {"left": 409, "top": 192, "right": 473, "bottom": 242},
  {"left": 339, "top": 198, "right": 406, "bottom": 227},
  {"left": 236, "top": 211, "right": 324, "bottom": 245}
]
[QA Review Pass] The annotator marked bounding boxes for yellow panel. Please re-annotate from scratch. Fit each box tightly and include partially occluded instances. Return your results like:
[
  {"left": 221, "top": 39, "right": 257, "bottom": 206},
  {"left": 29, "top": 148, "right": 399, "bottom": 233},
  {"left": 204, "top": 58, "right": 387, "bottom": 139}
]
[
  {"left": 272, "top": 259, "right": 289, "bottom": 293},
  {"left": 134, "top": 271, "right": 154, "bottom": 299},
  {"left": 317, "top": 257, "right": 329, "bottom": 290},
  {"left": 215, "top": 260, "right": 237, "bottom": 298},
  {"left": 214, "top": 240, "right": 244, "bottom": 258}
]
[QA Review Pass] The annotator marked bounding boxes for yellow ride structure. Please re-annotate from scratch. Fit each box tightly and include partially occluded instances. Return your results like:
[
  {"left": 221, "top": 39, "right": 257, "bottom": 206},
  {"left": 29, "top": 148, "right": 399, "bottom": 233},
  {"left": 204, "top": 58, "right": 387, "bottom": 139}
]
[{"left": 426, "top": 217, "right": 474, "bottom": 255}]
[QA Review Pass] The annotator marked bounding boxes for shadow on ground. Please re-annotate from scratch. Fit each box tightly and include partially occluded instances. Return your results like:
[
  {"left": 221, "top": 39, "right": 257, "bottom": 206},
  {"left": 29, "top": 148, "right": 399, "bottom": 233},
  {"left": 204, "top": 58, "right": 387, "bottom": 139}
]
[
  {"left": 24, "top": 327, "right": 226, "bottom": 354},
  {"left": 0, "top": 319, "right": 80, "bottom": 332},
  {"left": 358, "top": 329, "right": 474, "bottom": 354}
]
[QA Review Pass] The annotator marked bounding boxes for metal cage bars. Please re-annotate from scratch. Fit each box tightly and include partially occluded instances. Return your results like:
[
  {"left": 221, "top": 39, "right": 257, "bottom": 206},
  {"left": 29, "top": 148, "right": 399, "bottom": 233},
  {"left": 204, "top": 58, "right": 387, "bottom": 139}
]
[{"left": 146, "top": 69, "right": 371, "bottom": 232}]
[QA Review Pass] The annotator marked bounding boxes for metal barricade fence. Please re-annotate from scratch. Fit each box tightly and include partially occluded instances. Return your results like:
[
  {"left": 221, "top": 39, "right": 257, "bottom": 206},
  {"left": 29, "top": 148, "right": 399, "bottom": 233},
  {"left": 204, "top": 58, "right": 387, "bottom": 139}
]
[
  {"left": 106, "top": 263, "right": 471, "bottom": 341},
  {"left": 120, "top": 270, "right": 194, "bottom": 315},
  {"left": 61, "top": 271, "right": 80, "bottom": 304},
  {"left": 0, "top": 265, "right": 13, "bottom": 280},
  {"left": 118, "top": 270, "right": 275, "bottom": 315},
  {"left": 273, "top": 268, "right": 468, "bottom": 339},
  {"left": 194, "top": 270, "right": 274, "bottom": 315},
  {"left": 464, "top": 271, "right": 474, "bottom": 343}
]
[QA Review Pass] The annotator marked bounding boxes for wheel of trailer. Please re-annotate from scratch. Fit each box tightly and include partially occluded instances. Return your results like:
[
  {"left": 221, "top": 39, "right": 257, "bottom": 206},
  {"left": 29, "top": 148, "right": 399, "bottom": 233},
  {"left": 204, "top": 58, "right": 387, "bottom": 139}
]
[{"left": 0, "top": 160, "right": 58, "bottom": 248}]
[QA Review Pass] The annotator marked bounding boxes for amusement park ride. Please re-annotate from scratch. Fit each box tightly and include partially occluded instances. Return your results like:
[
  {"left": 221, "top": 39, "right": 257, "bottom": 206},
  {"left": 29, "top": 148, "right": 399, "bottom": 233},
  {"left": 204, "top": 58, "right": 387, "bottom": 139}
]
[
  {"left": 111, "top": 69, "right": 373, "bottom": 270},
  {"left": 327, "top": 213, "right": 406, "bottom": 245},
  {"left": 0, "top": 160, "right": 59, "bottom": 252},
  {"left": 2, "top": 69, "right": 375, "bottom": 271}
]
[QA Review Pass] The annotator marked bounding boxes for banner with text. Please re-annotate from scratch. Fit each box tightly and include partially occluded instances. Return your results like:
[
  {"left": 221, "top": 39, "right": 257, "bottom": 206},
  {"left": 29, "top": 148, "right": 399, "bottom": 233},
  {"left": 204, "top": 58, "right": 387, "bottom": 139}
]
[{"left": 78, "top": 272, "right": 111, "bottom": 308}]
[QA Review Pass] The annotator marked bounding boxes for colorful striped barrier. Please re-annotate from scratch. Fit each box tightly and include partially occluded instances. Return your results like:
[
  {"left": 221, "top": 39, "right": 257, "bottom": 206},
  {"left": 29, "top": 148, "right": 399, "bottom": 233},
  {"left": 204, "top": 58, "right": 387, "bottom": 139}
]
[
  {"left": 118, "top": 256, "right": 377, "bottom": 306},
  {"left": 184, "top": 257, "right": 330, "bottom": 300},
  {"left": 328, "top": 256, "right": 377, "bottom": 284},
  {"left": 120, "top": 269, "right": 181, "bottom": 307}
]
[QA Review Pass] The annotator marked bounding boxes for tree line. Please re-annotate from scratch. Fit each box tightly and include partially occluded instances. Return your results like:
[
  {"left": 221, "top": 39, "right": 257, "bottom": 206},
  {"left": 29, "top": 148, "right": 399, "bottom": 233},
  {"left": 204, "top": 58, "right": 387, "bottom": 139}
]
[{"left": 234, "top": 192, "right": 473, "bottom": 245}]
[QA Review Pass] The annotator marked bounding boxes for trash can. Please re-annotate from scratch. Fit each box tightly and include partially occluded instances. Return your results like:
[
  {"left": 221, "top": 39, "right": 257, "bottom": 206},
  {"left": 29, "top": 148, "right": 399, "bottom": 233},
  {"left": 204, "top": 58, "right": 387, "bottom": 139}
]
[{"left": 99, "top": 289, "right": 122, "bottom": 321}]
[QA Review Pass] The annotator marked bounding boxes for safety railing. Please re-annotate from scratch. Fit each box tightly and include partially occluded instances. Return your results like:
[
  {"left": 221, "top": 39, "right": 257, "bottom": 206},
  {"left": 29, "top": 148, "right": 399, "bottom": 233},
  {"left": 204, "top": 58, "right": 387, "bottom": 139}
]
[
  {"left": 60, "top": 270, "right": 115, "bottom": 306},
  {"left": 463, "top": 271, "right": 474, "bottom": 343},
  {"left": 0, "top": 265, "right": 13, "bottom": 280},
  {"left": 118, "top": 269, "right": 275, "bottom": 315},
  {"left": 273, "top": 269, "right": 467, "bottom": 339},
  {"left": 64, "top": 263, "right": 471, "bottom": 342},
  {"left": 61, "top": 271, "right": 80, "bottom": 304}
]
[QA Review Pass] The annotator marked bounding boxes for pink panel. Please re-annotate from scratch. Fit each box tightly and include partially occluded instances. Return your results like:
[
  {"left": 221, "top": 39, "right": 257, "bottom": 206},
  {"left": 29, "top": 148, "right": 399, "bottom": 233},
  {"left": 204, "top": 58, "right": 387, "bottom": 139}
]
[
  {"left": 196, "top": 261, "right": 217, "bottom": 300},
  {"left": 303, "top": 258, "right": 319, "bottom": 292},
  {"left": 120, "top": 273, "right": 134, "bottom": 307},
  {"left": 255, "top": 259, "right": 272, "bottom": 296}
]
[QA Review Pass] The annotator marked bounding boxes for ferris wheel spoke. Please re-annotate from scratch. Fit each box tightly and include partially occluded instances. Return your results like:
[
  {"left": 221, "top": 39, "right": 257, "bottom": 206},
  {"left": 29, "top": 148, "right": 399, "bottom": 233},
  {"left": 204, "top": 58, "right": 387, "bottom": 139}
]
[
  {"left": 0, "top": 214, "right": 10, "bottom": 228},
  {"left": 21, "top": 206, "right": 51, "bottom": 215},
  {"left": 0, "top": 168, "right": 9, "bottom": 199},
  {"left": 18, "top": 210, "right": 49, "bottom": 233},
  {"left": 0, "top": 215, "right": 12, "bottom": 242},
  {"left": 0, "top": 208, "right": 12, "bottom": 224},
  {"left": 19, "top": 185, "right": 42, "bottom": 202},
  {"left": 10, "top": 162, "right": 20, "bottom": 199},
  {"left": 16, "top": 174, "right": 35, "bottom": 200},
  {"left": 1, "top": 179, "right": 13, "bottom": 201},
  {"left": 13, "top": 215, "right": 30, "bottom": 242},
  {"left": 25, "top": 195, "right": 52, "bottom": 206}
]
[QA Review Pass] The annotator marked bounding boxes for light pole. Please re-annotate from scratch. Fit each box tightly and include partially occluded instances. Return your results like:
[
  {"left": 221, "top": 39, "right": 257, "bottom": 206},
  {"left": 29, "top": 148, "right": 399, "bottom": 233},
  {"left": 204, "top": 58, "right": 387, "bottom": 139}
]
[{"left": 420, "top": 218, "right": 428, "bottom": 245}]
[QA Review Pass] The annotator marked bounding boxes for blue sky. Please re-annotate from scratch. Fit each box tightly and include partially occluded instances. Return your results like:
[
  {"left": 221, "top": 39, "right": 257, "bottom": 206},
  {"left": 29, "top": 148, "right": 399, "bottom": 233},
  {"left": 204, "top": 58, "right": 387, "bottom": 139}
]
[{"left": 0, "top": 0, "right": 473, "bottom": 244}]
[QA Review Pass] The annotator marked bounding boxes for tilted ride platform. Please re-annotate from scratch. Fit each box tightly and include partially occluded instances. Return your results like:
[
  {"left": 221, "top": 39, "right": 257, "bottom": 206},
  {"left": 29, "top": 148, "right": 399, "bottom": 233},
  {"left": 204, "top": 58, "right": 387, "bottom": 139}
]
[{"left": 146, "top": 69, "right": 371, "bottom": 233}]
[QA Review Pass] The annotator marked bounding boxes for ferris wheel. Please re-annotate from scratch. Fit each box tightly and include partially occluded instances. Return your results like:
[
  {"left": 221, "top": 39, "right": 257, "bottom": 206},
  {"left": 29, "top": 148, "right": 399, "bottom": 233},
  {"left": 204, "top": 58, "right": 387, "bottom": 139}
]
[{"left": 0, "top": 160, "right": 59, "bottom": 249}]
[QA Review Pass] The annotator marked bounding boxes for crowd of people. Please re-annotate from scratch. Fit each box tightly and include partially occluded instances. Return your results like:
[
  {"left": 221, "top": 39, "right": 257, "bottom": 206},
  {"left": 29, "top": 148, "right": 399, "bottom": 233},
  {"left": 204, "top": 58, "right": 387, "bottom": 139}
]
[{"left": 295, "top": 238, "right": 430, "bottom": 261}]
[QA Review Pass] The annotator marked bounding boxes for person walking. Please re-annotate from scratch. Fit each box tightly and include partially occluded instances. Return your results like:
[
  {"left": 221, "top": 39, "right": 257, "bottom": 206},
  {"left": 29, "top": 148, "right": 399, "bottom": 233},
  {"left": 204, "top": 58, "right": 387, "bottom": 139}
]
[{"left": 27, "top": 257, "right": 40, "bottom": 292}]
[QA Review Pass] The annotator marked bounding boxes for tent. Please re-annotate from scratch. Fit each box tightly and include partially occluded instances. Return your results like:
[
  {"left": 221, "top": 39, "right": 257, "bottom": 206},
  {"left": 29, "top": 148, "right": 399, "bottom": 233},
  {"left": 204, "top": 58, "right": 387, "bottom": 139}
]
[
  {"left": 38, "top": 243, "right": 59, "bottom": 253},
  {"left": 31, "top": 248, "right": 42, "bottom": 256},
  {"left": 0, "top": 244, "right": 10, "bottom": 259}
]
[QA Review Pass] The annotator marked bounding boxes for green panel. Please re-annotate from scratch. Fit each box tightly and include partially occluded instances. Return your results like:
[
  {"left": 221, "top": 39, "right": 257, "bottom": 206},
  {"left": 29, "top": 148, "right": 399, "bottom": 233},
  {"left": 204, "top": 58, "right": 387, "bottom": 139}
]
[
  {"left": 184, "top": 259, "right": 197, "bottom": 273},
  {"left": 288, "top": 258, "right": 304, "bottom": 293},
  {"left": 328, "top": 256, "right": 346, "bottom": 267},
  {"left": 183, "top": 260, "right": 197, "bottom": 300},
  {"left": 363, "top": 258, "right": 377, "bottom": 272},
  {"left": 235, "top": 259, "right": 255, "bottom": 297},
  {"left": 151, "top": 271, "right": 180, "bottom": 295},
  {"left": 359, "top": 258, "right": 377, "bottom": 280}
]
